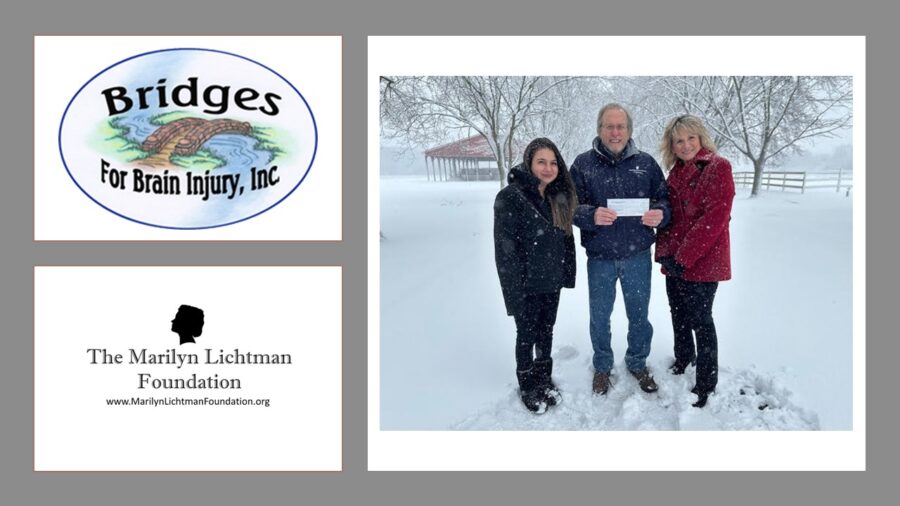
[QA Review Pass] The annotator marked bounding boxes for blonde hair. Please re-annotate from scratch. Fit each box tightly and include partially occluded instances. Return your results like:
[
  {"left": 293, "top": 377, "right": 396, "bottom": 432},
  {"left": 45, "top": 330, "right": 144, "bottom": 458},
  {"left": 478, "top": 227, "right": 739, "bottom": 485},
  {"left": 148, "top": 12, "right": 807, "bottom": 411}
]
[{"left": 659, "top": 115, "right": 717, "bottom": 169}]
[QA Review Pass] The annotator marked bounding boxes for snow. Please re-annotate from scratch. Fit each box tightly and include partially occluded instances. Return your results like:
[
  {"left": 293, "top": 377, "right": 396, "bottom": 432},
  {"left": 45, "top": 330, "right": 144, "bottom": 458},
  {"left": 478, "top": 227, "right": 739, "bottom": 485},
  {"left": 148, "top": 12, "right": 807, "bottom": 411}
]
[{"left": 379, "top": 176, "right": 853, "bottom": 431}]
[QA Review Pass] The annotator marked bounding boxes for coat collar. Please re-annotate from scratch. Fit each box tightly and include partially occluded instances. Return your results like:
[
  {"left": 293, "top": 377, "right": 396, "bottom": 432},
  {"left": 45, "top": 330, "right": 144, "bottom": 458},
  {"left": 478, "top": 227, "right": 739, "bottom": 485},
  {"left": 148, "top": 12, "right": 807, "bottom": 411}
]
[
  {"left": 692, "top": 148, "right": 715, "bottom": 164},
  {"left": 507, "top": 164, "right": 542, "bottom": 197},
  {"left": 678, "top": 147, "right": 714, "bottom": 165}
]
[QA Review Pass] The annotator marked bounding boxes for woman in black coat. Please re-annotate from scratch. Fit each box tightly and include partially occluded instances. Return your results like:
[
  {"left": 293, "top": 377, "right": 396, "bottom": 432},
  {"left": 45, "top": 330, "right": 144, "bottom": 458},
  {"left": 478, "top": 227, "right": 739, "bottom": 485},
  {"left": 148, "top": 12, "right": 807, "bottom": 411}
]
[{"left": 494, "top": 137, "right": 577, "bottom": 414}]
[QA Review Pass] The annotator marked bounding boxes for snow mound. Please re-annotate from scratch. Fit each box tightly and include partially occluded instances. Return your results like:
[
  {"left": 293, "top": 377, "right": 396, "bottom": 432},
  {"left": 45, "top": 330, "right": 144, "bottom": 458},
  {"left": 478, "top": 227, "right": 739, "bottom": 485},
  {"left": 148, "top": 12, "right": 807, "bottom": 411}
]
[{"left": 452, "top": 361, "right": 820, "bottom": 431}]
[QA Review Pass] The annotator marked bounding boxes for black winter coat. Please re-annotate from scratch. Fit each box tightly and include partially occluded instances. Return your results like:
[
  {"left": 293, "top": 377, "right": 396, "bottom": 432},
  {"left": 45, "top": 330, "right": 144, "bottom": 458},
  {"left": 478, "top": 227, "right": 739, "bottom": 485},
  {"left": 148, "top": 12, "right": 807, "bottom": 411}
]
[{"left": 493, "top": 165, "right": 576, "bottom": 316}]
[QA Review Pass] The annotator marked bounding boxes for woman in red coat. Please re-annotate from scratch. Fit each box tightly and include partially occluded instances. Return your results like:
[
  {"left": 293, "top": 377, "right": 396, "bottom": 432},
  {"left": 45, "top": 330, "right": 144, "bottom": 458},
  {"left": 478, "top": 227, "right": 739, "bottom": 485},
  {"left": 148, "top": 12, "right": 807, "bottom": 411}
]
[{"left": 655, "top": 115, "right": 735, "bottom": 408}]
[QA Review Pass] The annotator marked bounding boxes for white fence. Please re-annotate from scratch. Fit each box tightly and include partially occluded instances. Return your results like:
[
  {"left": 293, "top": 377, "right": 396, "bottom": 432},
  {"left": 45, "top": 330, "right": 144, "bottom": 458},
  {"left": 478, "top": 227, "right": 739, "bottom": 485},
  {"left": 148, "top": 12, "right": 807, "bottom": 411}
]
[{"left": 733, "top": 171, "right": 853, "bottom": 195}]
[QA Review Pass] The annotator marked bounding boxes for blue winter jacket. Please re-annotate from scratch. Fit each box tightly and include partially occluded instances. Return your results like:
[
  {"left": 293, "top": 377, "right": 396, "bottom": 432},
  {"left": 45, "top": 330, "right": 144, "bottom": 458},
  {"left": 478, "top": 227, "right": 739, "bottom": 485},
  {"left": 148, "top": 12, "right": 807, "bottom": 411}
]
[{"left": 570, "top": 138, "right": 671, "bottom": 260}]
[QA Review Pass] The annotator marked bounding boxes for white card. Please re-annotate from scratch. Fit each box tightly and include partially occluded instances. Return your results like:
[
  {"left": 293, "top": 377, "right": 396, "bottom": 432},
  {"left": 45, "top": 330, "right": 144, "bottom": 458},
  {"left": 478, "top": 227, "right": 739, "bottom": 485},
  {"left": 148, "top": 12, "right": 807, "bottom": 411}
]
[{"left": 607, "top": 198, "right": 649, "bottom": 217}]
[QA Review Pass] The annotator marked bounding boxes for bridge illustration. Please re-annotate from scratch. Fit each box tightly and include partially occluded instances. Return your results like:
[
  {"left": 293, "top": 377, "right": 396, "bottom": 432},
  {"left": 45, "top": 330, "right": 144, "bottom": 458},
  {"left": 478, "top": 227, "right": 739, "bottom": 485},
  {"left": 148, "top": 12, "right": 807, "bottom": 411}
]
[{"left": 139, "top": 117, "right": 253, "bottom": 167}]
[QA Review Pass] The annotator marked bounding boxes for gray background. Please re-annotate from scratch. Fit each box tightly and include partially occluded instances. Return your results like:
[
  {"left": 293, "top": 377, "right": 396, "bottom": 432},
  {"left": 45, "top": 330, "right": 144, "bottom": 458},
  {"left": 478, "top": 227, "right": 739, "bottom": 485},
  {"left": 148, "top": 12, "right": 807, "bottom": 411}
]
[{"left": 2, "top": 1, "right": 895, "bottom": 504}]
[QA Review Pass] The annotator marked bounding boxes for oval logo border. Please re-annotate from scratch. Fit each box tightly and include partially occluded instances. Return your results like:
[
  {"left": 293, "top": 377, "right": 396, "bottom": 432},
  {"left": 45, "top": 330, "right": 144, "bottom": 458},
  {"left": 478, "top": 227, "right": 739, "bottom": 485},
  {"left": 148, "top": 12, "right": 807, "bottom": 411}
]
[{"left": 58, "top": 47, "right": 319, "bottom": 230}]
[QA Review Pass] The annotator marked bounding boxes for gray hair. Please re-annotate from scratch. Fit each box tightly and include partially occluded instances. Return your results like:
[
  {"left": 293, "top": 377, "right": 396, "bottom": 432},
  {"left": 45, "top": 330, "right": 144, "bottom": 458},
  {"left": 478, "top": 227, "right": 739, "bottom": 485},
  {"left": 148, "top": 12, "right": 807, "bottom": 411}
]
[{"left": 596, "top": 103, "right": 633, "bottom": 136}]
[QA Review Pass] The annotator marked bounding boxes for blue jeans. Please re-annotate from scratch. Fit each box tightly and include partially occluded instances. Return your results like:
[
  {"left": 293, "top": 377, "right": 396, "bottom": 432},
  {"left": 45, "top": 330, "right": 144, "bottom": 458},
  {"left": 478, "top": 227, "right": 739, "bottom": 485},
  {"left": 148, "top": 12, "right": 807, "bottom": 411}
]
[{"left": 587, "top": 248, "right": 653, "bottom": 373}]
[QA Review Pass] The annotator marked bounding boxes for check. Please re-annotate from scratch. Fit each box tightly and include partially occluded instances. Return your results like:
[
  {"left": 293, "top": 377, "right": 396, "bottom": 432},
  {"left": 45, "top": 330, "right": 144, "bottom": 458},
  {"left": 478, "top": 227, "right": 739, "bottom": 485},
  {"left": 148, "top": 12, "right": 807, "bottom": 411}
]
[{"left": 607, "top": 198, "right": 649, "bottom": 217}]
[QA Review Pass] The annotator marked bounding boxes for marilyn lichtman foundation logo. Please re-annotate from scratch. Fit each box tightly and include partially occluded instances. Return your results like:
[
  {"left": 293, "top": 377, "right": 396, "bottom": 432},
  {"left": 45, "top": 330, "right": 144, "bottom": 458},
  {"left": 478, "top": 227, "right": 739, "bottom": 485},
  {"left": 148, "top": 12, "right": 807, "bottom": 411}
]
[
  {"left": 59, "top": 48, "right": 318, "bottom": 229},
  {"left": 171, "top": 304, "right": 204, "bottom": 345},
  {"left": 85, "top": 303, "right": 293, "bottom": 390}
]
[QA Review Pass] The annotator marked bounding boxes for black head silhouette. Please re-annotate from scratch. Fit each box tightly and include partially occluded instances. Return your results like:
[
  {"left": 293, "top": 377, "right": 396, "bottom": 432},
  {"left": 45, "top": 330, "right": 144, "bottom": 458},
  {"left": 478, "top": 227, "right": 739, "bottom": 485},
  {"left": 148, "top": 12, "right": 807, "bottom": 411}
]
[{"left": 171, "top": 304, "right": 205, "bottom": 345}]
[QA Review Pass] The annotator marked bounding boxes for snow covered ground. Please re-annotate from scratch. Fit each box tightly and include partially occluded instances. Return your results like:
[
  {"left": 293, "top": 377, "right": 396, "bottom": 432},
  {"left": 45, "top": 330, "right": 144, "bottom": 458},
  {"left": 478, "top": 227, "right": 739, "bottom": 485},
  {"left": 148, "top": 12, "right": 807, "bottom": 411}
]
[{"left": 379, "top": 176, "right": 853, "bottom": 431}]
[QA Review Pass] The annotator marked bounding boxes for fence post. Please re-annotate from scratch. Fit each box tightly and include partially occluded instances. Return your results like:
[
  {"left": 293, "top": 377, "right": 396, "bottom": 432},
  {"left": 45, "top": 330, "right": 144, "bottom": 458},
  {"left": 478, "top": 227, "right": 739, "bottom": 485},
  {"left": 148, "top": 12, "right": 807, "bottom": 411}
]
[{"left": 801, "top": 172, "right": 806, "bottom": 194}]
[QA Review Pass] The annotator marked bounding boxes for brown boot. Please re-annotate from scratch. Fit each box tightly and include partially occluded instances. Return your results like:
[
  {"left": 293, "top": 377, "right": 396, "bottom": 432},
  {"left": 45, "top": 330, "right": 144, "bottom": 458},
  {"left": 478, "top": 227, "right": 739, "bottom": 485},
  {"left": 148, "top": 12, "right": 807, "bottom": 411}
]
[
  {"left": 592, "top": 371, "right": 611, "bottom": 395},
  {"left": 629, "top": 368, "right": 659, "bottom": 393}
]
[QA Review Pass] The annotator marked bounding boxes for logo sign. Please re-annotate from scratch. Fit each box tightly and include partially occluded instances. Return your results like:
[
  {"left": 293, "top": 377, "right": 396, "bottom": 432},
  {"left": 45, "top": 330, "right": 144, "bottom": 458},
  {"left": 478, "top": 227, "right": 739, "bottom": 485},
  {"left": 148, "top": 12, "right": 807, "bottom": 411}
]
[
  {"left": 171, "top": 304, "right": 205, "bottom": 345},
  {"left": 59, "top": 48, "right": 317, "bottom": 229}
]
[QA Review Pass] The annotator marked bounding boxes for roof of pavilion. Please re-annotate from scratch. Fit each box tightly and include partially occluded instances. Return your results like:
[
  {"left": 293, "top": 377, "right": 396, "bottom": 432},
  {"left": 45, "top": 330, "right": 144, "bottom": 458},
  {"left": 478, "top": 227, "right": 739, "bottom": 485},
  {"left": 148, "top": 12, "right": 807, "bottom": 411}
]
[{"left": 424, "top": 135, "right": 496, "bottom": 159}]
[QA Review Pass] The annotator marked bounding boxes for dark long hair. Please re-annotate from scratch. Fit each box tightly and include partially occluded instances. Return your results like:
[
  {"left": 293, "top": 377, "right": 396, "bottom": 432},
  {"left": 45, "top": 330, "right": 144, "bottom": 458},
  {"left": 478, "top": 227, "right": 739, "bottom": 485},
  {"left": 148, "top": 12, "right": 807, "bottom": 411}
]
[{"left": 522, "top": 137, "right": 577, "bottom": 236}]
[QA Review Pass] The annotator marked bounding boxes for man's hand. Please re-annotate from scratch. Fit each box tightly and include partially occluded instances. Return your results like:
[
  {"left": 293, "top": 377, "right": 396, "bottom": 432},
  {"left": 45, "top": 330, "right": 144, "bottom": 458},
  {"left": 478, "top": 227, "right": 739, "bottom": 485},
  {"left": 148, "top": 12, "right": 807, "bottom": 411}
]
[
  {"left": 594, "top": 207, "right": 617, "bottom": 226},
  {"left": 641, "top": 209, "right": 663, "bottom": 227}
]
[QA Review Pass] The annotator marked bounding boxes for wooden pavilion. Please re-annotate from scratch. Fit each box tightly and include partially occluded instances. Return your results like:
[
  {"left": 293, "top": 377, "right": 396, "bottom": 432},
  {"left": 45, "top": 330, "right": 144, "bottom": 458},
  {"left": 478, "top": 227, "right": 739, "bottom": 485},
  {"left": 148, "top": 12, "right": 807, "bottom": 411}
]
[{"left": 423, "top": 135, "right": 499, "bottom": 181}]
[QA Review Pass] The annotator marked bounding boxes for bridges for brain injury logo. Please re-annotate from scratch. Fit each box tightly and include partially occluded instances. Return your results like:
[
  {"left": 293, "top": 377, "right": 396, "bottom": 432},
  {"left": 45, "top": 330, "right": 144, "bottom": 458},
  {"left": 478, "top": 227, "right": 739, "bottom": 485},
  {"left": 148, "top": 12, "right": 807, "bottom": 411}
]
[{"left": 59, "top": 48, "right": 317, "bottom": 229}]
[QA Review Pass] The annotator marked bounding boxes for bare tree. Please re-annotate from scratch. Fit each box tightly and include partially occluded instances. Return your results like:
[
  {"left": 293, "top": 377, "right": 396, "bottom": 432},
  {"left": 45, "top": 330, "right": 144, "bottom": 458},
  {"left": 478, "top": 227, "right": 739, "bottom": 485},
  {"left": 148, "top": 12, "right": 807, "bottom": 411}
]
[
  {"left": 383, "top": 75, "right": 852, "bottom": 195},
  {"left": 380, "top": 76, "right": 583, "bottom": 187},
  {"left": 518, "top": 77, "right": 611, "bottom": 164},
  {"left": 628, "top": 76, "right": 853, "bottom": 196}
]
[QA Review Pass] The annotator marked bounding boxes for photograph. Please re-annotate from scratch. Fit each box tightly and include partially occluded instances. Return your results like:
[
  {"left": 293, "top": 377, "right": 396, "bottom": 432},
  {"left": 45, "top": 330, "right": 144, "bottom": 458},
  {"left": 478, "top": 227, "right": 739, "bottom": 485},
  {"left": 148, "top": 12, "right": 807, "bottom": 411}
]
[
  {"left": 380, "top": 74, "right": 852, "bottom": 430},
  {"left": 368, "top": 36, "right": 864, "bottom": 471}
]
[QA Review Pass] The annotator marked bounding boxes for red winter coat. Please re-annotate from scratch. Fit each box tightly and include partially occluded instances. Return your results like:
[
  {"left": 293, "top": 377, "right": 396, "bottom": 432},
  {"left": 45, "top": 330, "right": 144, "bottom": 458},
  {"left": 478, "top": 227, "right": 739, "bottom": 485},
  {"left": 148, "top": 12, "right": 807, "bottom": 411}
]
[{"left": 655, "top": 148, "right": 735, "bottom": 282}]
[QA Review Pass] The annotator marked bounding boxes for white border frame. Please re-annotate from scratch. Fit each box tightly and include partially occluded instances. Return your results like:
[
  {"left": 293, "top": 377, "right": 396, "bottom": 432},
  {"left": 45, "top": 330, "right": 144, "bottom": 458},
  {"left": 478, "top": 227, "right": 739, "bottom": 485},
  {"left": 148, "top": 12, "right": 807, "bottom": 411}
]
[{"left": 368, "top": 36, "right": 865, "bottom": 471}]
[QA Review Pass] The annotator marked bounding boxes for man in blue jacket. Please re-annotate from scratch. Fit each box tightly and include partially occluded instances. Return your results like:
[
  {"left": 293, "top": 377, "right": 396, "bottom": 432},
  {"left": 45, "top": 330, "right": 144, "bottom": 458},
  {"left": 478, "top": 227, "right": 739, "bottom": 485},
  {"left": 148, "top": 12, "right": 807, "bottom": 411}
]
[{"left": 570, "top": 103, "right": 670, "bottom": 396}]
